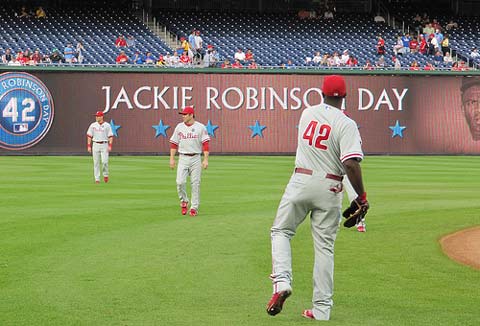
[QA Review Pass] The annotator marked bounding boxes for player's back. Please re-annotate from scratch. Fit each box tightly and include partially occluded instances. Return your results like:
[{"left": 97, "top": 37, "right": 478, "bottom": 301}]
[{"left": 295, "top": 103, "right": 360, "bottom": 176}]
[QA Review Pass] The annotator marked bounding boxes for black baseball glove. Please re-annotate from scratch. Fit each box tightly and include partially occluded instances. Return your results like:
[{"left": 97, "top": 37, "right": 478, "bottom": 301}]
[{"left": 343, "top": 195, "right": 369, "bottom": 228}]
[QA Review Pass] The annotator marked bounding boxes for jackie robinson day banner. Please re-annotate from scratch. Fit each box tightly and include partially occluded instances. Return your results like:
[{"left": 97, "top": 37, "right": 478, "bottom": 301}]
[{"left": 0, "top": 71, "right": 479, "bottom": 154}]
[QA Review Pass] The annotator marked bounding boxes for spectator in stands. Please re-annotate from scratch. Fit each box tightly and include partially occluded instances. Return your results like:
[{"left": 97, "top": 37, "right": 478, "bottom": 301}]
[
  {"left": 393, "top": 36, "right": 406, "bottom": 56},
  {"left": 375, "top": 55, "right": 385, "bottom": 68},
  {"left": 234, "top": 48, "right": 246, "bottom": 63},
  {"left": 76, "top": 42, "right": 85, "bottom": 64},
  {"left": 132, "top": 51, "right": 145, "bottom": 65},
  {"left": 431, "top": 19, "right": 442, "bottom": 31},
  {"left": 443, "top": 51, "right": 453, "bottom": 63},
  {"left": 470, "top": 47, "right": 480, "bottom": 59},
  {"left": 115, "top": 50, "right": 129, "bottom": 64},
  {"left": 16, "top": 51, "right": 28, "bottom": 65},
  {"left": 144, "top": 51, "right": 156, "bottom": 64},
  {"left": 427, "top": 34, "right": 437, "bottom": 55},
  {"left": 115, "top": 35, "right": 127, "bottom": 48},
  {"left": 126, "top": 35, "right": 136, "bottom": 48},
  {"left": 331, "top": 51, "right": 341, "bottom": 66},
  {"left": 409, "top": 60, "right": 420, "bottom": 70},
  {"left": 346, "top": 55, "right": 358, "bottom": 67},
  {"left": 419, "top": 34, "right": 427, "bottom": 54},
  {"left": 156, "top": 55, "right": 165, "bottom": 66},
  {"left": 42, "top": 52, "right": 51, "bottom": 64},
  {"left": 401, "top": 33, "right": 411, "bottom": 53},
  {"left": 441, "top": 35, "right": 450, "bottom": 55},
  {"left": 445, "top": 20, "right": 458, "bottom": 31},
  {"left": 179, "top": 51, "right": 191, "bottom": 66},
  {"left": 284, "top": 59, "right": 295, "bottom": 69},
  {"left": 35, "top": 6, "right": 46, "bottom": 19},
  {"left": 409, "top": 36, "right": 419, "bottom": 53},
  {"left": 376, "top": 36, "right": 385, "bottom": 55},
  {"left": 423, "top": 23, "right": 435, "bottom": 38},
  {"left": 50, "top": 49, "right": 64, "bottom": 64},
  {"left": 312, "top": 51, "right": 322, "bottom": 65},
  {"left": 188, "top": 30, "right": 197, "bottom": 56},
  {"left": 421, "top": 13, "right": 430, "bottom": 26},
  {"left": 393, "top": 56, "right": 401, "bottom": 70},
  {"left": 323, "top": 8, "right": 334, "bottom": 20},
  {"left": 413, "top": 13, "right": 423, "bottom": 33},
  {"left": 17, "top": 6, "right": 30, "bottom": 18},
  {"left": 458, "top": 61, "right": 469, "bottom": 71},
  {"left": 1, "top": 48, "right": 13, "bottom": 64},
  {"left": 171, "top": 51, "right": 180, "bottom": 67},
  {"left": 194, "top": 30, "right": 204, "bottom": 61},
  {"left": 423, "top": 62, "right": 435, "bottom": 71},
  {"left": 248, "top": 59, "right": 258, "bottom": 69},
  {"left": 320, "top": 54, "right": 331, "bottom": 66},
  {"left": 374, "top": 13, "right": 385, "bottom": 23},
  {"left": 363, "top": 59, "right": 374, "bottom": 70},
  {"left": 31, "top": 49, "right": 42, "bottom": 65},
  {"left": 245, "top": 49, "right": 254, "bottom": 62},
  {"left": 340, "top": 50, "right": 350, "bottom": 65},
  {"left": 64, "top": 43, "right": 75, "bottom": 63},
  {"left": 221, "top": 59, "right": 231, "bottom": 68},
  {"left": 434, "top": 29, "right": 444, "bottom": 48},
  {"left": 180, "top": 37, "right": 192, "bottom": 59},
  {"left": 203, "top": 45, "right": 219, "bottom": 68},
  {"left": 232, "top": 59, "right": 243, "bottom": 69},
  {"left": 433, "top": 51, "right": 443, "bottom": 64}
]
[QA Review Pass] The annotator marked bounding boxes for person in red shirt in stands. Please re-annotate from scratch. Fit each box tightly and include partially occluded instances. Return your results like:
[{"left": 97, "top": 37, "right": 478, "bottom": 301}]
[
  {"left": 16, "top": 51, "right": 29, "bottom": 65},
  {"left": 423, "top": 62, "right": 435, "bottom": 70},
  {"left": 231, "top": 59, "right": 243, "bottom": 68},
  {"left": 245, "top": 48, "right": 254, "bottom": 62},
  {"left": 376, "top": 36, "right": 385, "bottom": 55},
  {"left": 30, "top": 48, "right": 42, "bottom": 64},
  {"left": 363, "top": 59, "right": 374, "bottom": 70},
  {"left": 221, "top": 59, "right": 231, "bottom": 68},
  {"left": 248, "top": 58, "right": 258, "bottom": 69},
  {"left": 409, "top": 37, "right": 419, "bottom": 53},
  {"left": 116, "top": 50, "right": 129, "bottom": 64},
  {"left": 115, "top": 35, "right": 127, "bottom": 48},
  {"left": 179, "top": 51, "right": 191, "bottom": 66},
  {"left": 419, "top": 35, "right": 427, "bottom": 54},
  {"left": 346, "top": 55, "right": 358, "bottom": 67}
]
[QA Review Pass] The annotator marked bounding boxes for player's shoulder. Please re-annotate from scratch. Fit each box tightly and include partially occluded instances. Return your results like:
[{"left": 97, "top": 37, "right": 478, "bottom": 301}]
[{"left": 194, "top": 121, "right": 206, "bottom": 128}]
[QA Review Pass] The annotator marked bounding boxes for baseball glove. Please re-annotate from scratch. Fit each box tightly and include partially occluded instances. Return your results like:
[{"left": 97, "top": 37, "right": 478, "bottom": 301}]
[{"left": 343, "top": 195, "right": 369, "bottom": 228}]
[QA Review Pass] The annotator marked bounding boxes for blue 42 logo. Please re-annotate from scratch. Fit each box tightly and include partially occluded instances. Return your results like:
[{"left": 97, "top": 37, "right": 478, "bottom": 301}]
[{"left": 0, "top": 72, "right": 54, "bottom": 150}]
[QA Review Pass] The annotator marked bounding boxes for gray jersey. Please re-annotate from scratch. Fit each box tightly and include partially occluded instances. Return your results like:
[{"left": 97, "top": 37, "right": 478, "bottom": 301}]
[
  {"left": 87, "top": 122, "right": 113, "bottom": 141},
  {"left": 170, "top": 121, "right": 210, "bottom": 154},
  {"left": 295, "top": 103, "right": 363, "bottom": 176}
]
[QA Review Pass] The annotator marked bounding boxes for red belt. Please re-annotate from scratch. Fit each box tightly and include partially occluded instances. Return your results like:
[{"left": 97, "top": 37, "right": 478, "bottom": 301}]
[
  {"left": 182, "top": 153, "right": 199, "bottom": 156},
  {"left": 294, "top": 167, "right": 343, "bottom": 181}
]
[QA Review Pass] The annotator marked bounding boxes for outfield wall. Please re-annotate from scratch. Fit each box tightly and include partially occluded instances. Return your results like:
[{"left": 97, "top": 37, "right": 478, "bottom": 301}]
[{"left": 0, "top": 68, "right": 479, "bottom": 154}]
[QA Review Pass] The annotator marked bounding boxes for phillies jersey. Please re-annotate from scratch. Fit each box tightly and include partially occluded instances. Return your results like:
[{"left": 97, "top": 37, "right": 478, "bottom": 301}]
[
  {"left": 170, "top": 121, "right": 210, "bottom": 154},
  {"left": 87, "top": 122, "right": 113, "bottom": 141},
  {"left": 295, "top": 103, "right": 363, "bottom": 176}
]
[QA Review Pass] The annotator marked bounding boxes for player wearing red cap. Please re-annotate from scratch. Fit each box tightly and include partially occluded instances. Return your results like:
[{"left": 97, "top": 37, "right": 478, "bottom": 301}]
[
  {"left": 87, "top": 111, "right": 113, "bottom": 183},
  {"left": 169, "top": 107, "right": 210, "bottom": 216},
  {"left": 266, "top": 75, "right": 368, "bottom": 320}
]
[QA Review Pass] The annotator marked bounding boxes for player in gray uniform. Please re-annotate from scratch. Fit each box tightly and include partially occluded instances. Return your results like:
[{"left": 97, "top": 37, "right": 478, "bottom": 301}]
[
  {"left": 266, "top": 75, "right": 369, "bottom": 320},
  {"left": 87, "top": 111, "right": 113, "bottom": 183},
  {"left": 169, "top": 106, "right": 210, "bottom": 216}
]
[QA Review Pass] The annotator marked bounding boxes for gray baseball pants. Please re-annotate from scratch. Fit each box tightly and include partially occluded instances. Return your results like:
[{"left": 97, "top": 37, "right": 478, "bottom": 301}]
[
  {"left": 270, "top": 171, "right": 342, "bottom": 320},
  {"left": 92, "top": 142, "right": 109, "bottom": 181},
  {"left": 176, "top": 154, "right": 202, "bottom": 210}
]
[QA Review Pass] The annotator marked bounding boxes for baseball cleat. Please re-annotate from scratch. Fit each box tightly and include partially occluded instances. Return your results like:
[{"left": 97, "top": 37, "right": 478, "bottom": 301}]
[
  {"left": 357, "top": 224, "right": 366, "bottom": 232},
  {"left": 181, "top": 202, "right": 188, "bottom": 215},
  {"left": 104, "top": 176, "right": 109, "bottom": 183},
  {"left": 266, "top": 290, "right": 291, "bottom": 316},
  {"left": 301, "top": 309, "right": 315, "bottom": 320},
  {"left": 95, "top": 180, "right": 100, "bottom": 184},
  {"left": 189, "top": 208, "right": 198, "bottom": 216}
]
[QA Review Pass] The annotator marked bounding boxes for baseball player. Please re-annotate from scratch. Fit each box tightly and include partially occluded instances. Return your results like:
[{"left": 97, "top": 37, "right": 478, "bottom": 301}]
[
  {"left": 169, "top": 106, "right": 210, "bottom": 216},
  {"left": 87, "top": 111, "right": 113, "bottom": 183},
  {"left": 266, "top": 75, "right": 369, "bottom": 320}
]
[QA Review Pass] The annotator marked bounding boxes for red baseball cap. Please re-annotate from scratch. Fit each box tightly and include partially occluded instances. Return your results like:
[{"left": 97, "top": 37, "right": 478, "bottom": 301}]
[
  {"left": 94, "top": 111, "right": 104, "bottom": 117},
  {"left": 178, "top": 106, "right": 195, "bottom": 115},
  {"left": 322, "top": 75, "right": 346, "bottom": 97}
]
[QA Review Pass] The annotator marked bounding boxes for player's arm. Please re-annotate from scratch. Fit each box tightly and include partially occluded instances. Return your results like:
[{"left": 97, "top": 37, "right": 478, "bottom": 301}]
[
  {"left": 87, "top": 135, "right": 92, "bottom": 153},
  {"left": 108, "top": 136, "right": 113, "bottom": 151},
  {"left": 169, "top": 143, "right": 178, "bottom": 169},
  {"left": 202, "top": 141, "right": 209, "bottom": 169},
  {"left": 342, "top": 159, "right": 365, "bottom": 197}
]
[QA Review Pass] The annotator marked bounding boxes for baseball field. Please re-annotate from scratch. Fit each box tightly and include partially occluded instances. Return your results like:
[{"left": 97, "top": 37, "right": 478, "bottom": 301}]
[{"left": 0, "top": 155, "right": 479, "bottom": 326}]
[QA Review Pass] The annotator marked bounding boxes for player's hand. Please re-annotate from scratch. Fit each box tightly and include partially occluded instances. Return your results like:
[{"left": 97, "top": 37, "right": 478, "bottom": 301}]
[
  {"left": 108, "top": 144, "right": 112, "bottom": 152},
  {"left": 169, "top": 158, "right": 176, "bottom": 169},
  {"left": 87, "top": 145, "right": 92, "bottom": 153},
  {"left": 202, "top": 159, "right": 208, "bottom": 169}
]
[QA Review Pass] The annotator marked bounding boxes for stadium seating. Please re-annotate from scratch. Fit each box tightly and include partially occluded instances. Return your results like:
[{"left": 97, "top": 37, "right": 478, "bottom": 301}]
[{"left": 0, "top": 5, "right": 171, "bottom": 64}]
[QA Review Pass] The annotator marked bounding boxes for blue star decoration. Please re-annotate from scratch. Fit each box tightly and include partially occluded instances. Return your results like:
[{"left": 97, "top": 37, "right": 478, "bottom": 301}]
[
  {"left": 206, "top": 120, "right": 219, "bottom": 137},
  {"left": 109, "top": 119, "right": 121, "bottom": 137},
  {"left": 389, "top": 120, "right": 406, "bottom": 138},
  {"left": 152, "top": 120, "right": 170, "bottom": 138},
  {"left": 248, "top": 120, "right": 267, "bottom": 138}
]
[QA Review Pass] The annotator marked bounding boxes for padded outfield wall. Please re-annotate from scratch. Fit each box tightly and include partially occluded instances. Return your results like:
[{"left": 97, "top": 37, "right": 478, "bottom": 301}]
[{"left": 0, "top": 67, "right": 479, "bottom": 155}]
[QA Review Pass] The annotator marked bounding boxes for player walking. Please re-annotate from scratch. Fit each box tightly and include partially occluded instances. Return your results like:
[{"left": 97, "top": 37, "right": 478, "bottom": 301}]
[
  {"left": 87, "top": 111, "right": 113, "bottom": 183},
  {"left": 266, "top": 75, "right": 369, "bottom": 320},
  {"left": 169, "top": 106, "right": 210, "bottom": 216}
]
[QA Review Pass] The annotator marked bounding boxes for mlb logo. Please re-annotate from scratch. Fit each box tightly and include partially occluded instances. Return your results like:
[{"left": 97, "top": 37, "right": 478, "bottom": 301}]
[{"left": 14, "top": 123, "right": 29, "bottom": 133}]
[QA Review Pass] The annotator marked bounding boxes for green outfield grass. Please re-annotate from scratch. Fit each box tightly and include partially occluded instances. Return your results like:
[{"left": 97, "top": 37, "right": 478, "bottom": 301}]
[{"left": 0, "top": 156, "right": 479, "bottom": 326}]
